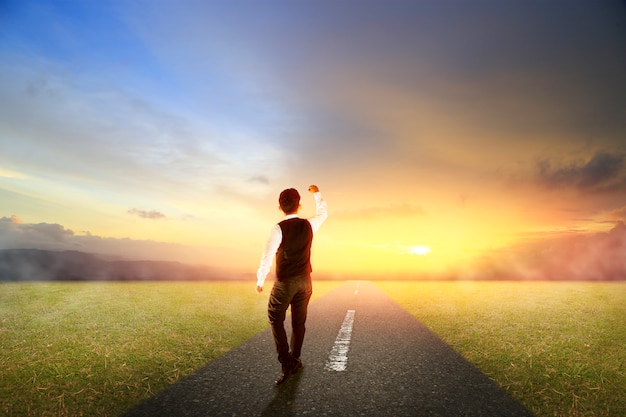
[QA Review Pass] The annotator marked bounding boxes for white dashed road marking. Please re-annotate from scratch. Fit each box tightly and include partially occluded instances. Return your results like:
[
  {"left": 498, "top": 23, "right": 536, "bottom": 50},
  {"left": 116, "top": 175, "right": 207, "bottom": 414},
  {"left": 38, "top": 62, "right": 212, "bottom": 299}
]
[{"left": 325, "top": 309, "right": 356, "bottom": 372}]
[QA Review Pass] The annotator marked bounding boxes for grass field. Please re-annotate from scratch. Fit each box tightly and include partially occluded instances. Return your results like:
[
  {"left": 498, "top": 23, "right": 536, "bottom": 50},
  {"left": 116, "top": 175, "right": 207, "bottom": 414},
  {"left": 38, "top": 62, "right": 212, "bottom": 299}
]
[
  {"left": 0, "top": 281, "right": 342, "bottom": 417},
  {"left": 377, "top": 281, "right": 626, "bottom": 417},
  {"left": 1, "top": 280, "right": 624, "bottom": 417}
]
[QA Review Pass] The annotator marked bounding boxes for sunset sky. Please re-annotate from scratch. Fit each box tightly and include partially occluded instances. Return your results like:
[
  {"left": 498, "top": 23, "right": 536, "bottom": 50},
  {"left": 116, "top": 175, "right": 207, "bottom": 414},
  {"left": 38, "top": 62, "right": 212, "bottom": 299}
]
[{"left": 2, "top": 1, "right": 626, "bottom": 279}]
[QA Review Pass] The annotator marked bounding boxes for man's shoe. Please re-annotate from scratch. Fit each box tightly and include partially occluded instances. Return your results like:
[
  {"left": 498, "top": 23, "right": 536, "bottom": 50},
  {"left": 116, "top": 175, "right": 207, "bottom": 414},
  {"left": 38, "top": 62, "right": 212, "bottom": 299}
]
[
  {"left": 275, "top": 361, "right": 293, "bottom": 385},
  {"left": 291, "top": 358, "right": 303, "bottom": 375}
]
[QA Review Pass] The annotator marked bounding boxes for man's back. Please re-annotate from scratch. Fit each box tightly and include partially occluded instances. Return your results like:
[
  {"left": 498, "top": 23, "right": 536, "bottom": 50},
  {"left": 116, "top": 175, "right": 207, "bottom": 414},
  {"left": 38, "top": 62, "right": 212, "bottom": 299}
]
[{"left": 276, "top": 218, "right": 313, "bottom": 280}]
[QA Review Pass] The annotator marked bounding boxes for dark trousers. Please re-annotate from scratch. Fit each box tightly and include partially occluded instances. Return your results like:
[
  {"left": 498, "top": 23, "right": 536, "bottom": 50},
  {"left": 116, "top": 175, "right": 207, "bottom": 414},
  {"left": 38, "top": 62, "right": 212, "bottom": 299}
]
[{"left": 268, "top": 274, "right": 313, "bottom": 365}]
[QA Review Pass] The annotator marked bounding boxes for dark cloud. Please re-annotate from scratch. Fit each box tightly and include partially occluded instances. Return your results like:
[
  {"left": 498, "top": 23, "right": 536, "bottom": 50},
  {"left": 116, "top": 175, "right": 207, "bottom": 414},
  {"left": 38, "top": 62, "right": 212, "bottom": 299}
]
[
  {"left": 0, "top": 216, "right": 75, "bottom": 250},
  {"left": 535, "top": 151, "right": 626, "bottom": 193},
  {"left": 128, "top": 208, "right": 166, "bottom": 220},
  {"left": 0, "top": 216, "right": 207, "bottom": 264}
]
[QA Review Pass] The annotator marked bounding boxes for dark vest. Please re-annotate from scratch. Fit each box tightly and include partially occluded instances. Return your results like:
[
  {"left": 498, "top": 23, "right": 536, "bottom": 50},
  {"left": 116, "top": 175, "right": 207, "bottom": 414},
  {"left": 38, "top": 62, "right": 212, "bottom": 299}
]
[{"left": 276, "top": 218, "right": 313, "bottom": 280}]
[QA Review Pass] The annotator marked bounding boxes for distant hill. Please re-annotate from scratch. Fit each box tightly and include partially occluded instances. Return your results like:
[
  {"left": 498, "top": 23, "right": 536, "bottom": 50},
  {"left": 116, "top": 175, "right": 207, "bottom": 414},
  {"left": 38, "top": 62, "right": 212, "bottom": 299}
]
[{"left": 0, "top": 249, "right": 222, "bottom": 281}]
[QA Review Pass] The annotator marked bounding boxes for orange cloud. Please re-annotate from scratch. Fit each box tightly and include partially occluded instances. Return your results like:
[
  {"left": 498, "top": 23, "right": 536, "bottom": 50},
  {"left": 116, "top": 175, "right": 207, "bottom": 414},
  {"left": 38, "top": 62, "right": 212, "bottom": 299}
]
[
  {"left": 461, "top": 222, "right": 626, "bottom": 281},
  {"left": 333, "top": 203, "right": 426, "bottom": 221},
  {"left": 605, "top": 206, "right": 626, "bottom": 222}
]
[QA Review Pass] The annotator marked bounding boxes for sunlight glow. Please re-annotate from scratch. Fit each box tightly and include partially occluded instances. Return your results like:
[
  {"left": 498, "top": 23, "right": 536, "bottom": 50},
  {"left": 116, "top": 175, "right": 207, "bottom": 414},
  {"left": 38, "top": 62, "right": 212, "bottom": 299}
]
[
  {"left": 0, "top": 168, "right": 28, "bottom": 179},
  {"left": 408, "top": 245, "right": 431, "bottom": 255}
]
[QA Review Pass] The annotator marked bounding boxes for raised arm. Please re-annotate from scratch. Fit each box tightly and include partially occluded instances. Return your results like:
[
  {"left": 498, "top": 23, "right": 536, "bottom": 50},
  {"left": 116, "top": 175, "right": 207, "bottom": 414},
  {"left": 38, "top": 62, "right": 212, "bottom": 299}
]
[{"left": 307, "top": 184, "right": 328, "bottom": 233}]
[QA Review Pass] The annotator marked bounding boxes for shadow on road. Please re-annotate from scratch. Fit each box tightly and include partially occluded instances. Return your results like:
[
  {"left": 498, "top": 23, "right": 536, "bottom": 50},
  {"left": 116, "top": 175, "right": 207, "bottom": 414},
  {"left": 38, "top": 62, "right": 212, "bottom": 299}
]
[{"left": 260, "top": 370, "right": 303, "bottom": 417}]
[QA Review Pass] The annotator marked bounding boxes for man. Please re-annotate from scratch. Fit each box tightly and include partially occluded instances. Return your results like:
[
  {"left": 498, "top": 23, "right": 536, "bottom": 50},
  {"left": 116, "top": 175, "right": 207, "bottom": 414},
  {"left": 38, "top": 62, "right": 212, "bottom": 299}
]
[{"left": 256, "top": 184, "right": 328, "bottom": 385}]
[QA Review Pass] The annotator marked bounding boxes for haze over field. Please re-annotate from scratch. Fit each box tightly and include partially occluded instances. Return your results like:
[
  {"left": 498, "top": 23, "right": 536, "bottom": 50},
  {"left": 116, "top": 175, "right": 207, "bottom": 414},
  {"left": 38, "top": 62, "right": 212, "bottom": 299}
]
[{"left": 1, "top": 1, "right": 626, "bottom": 279}]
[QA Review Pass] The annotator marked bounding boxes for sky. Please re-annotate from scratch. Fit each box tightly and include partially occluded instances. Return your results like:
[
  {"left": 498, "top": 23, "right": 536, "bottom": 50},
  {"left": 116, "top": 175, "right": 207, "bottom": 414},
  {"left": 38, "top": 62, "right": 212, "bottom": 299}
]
[{"left": 1, "top": 0, "right": 626, "bottom": 279}]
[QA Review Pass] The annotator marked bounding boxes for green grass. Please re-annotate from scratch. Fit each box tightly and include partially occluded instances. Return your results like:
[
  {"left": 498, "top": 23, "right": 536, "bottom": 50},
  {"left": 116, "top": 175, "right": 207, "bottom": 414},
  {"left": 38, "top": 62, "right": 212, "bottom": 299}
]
[
  {"left": 376, "top": 281, "right": 626, "bottom": 417},
  {"left": 2, "top": 281, "right": 624, "bottom": 417},
  {"left": 0, "top": 280, "right": 342, "bottom": 417}
]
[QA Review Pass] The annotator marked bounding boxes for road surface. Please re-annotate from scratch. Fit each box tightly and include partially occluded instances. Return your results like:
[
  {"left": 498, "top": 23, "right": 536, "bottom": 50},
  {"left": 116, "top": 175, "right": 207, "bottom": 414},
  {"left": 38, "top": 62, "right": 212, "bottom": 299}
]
[{"left": 122, "top": 281, "right": 534, "bottom": 416}]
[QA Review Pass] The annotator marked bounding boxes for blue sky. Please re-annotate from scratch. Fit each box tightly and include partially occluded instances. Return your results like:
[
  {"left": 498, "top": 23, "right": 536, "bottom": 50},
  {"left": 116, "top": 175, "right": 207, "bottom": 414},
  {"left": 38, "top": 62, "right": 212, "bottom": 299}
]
[{"left": 1, "top": 0, "right": 626, "bottom": 278}]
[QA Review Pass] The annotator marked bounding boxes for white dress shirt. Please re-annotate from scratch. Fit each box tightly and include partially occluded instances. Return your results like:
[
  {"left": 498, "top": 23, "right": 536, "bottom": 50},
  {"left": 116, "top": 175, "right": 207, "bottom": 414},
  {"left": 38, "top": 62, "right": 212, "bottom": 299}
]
[{"left": 256, "top": 192, "right": 328, "bottom": 287}]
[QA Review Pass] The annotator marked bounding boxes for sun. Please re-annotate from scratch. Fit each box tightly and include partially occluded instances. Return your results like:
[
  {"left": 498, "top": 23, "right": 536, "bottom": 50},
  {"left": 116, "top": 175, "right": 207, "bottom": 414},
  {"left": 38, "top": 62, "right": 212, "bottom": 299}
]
[{"left": 408, "top": 245, "right": 431, "bottom": 256}]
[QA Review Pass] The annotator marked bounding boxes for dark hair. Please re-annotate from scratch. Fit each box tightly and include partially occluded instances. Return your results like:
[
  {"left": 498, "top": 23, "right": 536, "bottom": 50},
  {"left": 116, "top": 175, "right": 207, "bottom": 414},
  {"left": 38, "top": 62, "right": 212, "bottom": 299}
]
[{"left": 279, "top": 188, "right": 300, "bottom": 213}]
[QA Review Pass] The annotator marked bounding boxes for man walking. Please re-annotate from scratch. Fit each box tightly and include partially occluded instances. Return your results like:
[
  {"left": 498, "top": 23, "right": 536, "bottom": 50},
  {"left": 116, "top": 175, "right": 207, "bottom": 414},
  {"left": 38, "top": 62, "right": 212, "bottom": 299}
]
[{"left": 256, "top": 184, "right": 328, "bottom": 385}]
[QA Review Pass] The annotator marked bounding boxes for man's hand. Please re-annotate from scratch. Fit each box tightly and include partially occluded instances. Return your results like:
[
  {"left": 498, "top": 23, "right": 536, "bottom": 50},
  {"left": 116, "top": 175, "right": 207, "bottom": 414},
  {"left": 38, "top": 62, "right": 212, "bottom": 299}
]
[
  {"left": 308, "top": 185, "right": 319, "bottom": 193},
  {"left": 256, "top": 285, "right": 263, "bottom": 294}
]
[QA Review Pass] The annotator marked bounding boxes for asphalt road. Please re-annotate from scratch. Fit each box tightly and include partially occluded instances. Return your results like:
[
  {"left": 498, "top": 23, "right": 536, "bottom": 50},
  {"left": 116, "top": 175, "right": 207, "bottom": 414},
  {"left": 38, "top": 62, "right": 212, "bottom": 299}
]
[{"left": 121, "top": 281, "right": 534, "bottom": 417}]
